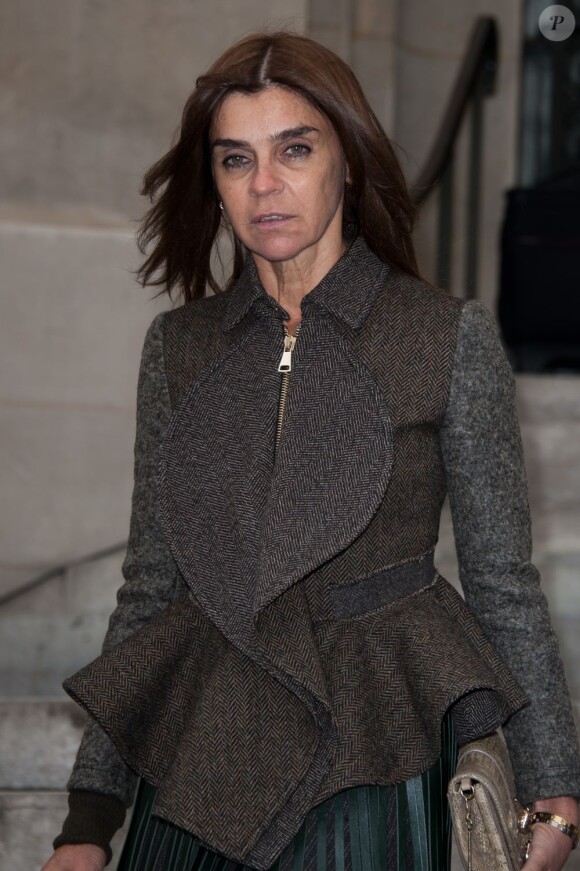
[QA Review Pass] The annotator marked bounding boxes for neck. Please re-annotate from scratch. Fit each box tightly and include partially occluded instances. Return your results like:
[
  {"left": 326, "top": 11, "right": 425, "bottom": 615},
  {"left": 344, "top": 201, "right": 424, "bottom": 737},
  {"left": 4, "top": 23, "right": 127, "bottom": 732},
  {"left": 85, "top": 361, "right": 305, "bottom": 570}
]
[{"left": 251, "top": 234, "right": 348, "bottom": 325}]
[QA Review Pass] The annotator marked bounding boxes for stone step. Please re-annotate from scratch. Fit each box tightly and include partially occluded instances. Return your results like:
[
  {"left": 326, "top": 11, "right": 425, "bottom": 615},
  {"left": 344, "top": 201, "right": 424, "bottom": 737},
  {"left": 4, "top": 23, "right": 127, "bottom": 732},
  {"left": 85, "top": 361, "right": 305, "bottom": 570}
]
[
  {"left": 0, "top": 551, "right": 122, "bottom": 697},
  {"left": 516, "top": 374, "right": 580, "bottom": 424},
  {"left": 0, "top": 791, "right": 129, "bottom": 871},
  {"left": 0, "top": 217, "right": 167, "bottom": 602},
  {"left": 0, "top": 698, "right": 86, "bottom": 790},
  {"left": 516, "top": 374, "right": 580, "bottom": 510}
]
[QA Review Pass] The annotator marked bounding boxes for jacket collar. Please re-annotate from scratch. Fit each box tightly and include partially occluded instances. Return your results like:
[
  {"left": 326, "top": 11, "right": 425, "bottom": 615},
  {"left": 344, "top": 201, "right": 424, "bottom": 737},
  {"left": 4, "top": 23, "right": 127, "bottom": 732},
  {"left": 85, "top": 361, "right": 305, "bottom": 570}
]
[{"left": 221, "top": 235, "right": 391, "bottom": 332}]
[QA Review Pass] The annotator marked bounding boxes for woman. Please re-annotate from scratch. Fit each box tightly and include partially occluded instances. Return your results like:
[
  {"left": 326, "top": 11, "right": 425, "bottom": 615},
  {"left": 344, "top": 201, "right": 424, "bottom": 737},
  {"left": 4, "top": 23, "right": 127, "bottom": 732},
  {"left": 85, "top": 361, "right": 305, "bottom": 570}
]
[{"left": 43, "top": 31, "right": 579, "bottom": 871}]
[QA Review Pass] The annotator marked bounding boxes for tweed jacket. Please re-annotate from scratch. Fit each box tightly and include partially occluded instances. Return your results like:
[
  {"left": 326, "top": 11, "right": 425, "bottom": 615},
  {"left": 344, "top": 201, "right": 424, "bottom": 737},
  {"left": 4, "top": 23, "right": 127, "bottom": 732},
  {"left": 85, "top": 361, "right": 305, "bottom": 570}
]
[{"left": 62, "top": 237, "right": 580, "bottom": 868}]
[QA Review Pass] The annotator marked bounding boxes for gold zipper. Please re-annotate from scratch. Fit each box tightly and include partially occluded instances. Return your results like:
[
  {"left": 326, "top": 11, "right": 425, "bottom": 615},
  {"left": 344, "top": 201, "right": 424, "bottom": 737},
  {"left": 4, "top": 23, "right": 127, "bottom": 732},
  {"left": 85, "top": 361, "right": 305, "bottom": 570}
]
[{"left": 274, "top": 322, "right": 302, "bottom": 457}]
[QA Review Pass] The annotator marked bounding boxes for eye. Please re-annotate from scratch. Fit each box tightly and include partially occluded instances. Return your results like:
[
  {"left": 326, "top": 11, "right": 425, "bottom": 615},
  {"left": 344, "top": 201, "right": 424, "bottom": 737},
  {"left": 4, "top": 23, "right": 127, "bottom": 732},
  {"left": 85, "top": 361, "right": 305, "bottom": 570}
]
[
  {"left": 284, "top": 143, "right": 311, "bottom": 158},
  {"left": 222, "top": 153, "right": 250, "bottom": 170}
]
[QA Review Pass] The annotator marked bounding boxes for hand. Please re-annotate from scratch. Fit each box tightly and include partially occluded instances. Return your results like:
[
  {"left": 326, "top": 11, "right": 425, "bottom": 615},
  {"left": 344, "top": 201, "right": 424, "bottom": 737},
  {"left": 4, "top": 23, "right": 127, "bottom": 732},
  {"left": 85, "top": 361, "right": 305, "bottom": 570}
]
[
  {"left": 522, "top": 796, "right": 579, "bottom": 871},
  {"left": 40, "top": 844, "right": 107, "bottom": 871}
]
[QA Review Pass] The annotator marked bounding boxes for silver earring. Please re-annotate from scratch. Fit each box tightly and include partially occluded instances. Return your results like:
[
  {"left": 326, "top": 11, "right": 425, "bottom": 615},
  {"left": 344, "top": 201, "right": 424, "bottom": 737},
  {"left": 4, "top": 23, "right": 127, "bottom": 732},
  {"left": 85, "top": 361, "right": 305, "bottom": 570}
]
[{"left": 219, "top": 201, "right": 224, "bottom": 211}]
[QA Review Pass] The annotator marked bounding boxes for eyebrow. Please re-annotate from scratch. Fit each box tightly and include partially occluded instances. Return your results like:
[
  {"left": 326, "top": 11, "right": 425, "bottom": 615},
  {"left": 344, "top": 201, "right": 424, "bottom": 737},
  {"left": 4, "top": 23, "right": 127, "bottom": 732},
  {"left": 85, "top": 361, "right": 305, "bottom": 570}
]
[{"left": 211, "top": 125, "right": 319, "bottom": 149}]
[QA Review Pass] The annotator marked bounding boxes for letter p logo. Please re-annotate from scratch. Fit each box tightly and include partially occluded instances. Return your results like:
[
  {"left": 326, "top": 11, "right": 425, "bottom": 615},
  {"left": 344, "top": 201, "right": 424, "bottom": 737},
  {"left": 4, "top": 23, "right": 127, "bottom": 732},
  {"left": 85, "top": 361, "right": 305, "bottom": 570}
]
[{"left": 539, "top": 5, "right": 576, "bottom": 40}]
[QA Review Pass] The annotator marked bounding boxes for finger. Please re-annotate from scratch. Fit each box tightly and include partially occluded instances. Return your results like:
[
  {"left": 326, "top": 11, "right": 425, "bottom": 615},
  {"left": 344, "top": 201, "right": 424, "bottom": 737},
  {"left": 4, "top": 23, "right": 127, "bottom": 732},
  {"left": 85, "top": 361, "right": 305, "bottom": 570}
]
[{"left": 522, "top": 822, "right": 573, "bottom": 871}]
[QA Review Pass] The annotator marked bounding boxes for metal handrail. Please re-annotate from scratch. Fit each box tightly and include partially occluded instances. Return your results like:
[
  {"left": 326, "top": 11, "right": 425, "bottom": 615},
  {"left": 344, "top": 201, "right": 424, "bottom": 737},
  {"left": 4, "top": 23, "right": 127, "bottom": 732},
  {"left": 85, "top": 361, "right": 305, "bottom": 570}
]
[
  {"left": 412, "top": 16, "right": 498, "bottom": 204},
  {"left": 0, "top": 541, "right": 127, "bottom": 608},
  {"left": 411, "top": 16, "right": 498, "bottom": 295}
]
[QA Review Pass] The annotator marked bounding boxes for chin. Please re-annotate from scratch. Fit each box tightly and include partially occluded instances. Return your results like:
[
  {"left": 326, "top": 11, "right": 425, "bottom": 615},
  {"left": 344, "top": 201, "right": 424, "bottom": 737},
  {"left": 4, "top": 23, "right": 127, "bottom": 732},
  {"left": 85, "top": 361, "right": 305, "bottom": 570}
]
[{"left": 244, "top": 234, "right": 318, "bottom": 264}]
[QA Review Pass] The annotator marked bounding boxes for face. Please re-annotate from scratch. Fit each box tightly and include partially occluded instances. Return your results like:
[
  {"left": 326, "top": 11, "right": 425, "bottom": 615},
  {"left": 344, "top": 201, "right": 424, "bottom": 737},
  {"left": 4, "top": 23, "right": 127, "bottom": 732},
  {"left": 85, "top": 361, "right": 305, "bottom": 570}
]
[{"left": 210, "top": 86, "right": 348, "bottom": 268}]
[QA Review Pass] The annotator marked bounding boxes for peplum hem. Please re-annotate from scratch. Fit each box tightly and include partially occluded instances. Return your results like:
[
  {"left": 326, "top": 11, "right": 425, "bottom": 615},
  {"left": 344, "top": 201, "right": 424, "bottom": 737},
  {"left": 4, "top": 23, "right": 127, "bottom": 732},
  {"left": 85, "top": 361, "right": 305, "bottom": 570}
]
[{"left": 63, "top": 571, "right": 528, "bottom": 867}]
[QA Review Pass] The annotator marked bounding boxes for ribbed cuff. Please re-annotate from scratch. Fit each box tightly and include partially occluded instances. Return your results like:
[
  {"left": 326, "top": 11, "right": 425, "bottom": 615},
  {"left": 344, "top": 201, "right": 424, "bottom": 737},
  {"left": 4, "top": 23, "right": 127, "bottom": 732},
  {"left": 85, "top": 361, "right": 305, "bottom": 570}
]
[{"left": 53, "top": 790, "right": 126, "bottom": 865}]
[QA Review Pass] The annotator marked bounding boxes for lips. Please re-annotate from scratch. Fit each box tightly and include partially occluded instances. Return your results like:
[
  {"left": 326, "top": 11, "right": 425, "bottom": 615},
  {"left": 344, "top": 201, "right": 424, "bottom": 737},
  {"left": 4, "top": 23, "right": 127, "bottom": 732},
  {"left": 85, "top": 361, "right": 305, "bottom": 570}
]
[{"left": 252, "top": 213, "right": 294, "bottom": 224}]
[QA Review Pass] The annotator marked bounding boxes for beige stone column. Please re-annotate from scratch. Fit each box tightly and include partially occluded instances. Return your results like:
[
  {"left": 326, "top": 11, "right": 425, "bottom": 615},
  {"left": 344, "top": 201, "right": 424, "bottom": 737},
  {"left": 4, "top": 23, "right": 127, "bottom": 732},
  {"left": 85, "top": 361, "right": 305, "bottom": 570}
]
[{"left": 309, "top": 0, "right": 398, "bottom": 133}]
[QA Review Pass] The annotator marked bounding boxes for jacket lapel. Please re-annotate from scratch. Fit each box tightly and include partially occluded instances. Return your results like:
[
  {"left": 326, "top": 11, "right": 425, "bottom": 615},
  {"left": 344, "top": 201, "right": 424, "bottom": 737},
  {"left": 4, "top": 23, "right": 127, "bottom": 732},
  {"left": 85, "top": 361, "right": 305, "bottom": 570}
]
[{"left": 157, "top": 317, "right": 279, "bottom": 648}]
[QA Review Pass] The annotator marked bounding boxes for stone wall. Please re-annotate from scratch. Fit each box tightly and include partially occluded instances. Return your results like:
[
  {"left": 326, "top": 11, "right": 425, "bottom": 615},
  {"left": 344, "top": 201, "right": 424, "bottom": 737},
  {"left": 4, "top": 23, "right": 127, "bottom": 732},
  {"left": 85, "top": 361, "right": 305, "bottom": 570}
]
[
  {"left": 1, "top": 0, "right": 307, "bottom": 220},
  {"left": 309, "top": 0, "right": 523, "bottom": 308},
  {"left": 0, "top": 0, "right": 306, "bottom": 600},
  {"left": 309, "top": 0, "right": 398, "bottom": 132}
]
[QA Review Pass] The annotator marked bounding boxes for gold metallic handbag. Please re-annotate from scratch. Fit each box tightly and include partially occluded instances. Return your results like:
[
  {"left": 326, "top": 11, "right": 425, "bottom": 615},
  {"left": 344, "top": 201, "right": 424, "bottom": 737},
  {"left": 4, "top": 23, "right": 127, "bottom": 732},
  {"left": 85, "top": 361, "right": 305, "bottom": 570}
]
[{"left": 447, "top": 729, "right": 529, "bottom": 871}]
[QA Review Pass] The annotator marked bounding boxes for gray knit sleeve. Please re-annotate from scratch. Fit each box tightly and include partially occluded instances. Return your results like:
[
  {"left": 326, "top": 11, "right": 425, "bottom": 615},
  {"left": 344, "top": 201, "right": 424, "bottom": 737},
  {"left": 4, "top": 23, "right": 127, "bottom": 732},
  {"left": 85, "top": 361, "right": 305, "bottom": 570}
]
[
  {"left": 439, "top": 299, "right": 580, "bottom": 803},
  {"left": 66, "top": 309, "right": 186, "bottom": 805}
]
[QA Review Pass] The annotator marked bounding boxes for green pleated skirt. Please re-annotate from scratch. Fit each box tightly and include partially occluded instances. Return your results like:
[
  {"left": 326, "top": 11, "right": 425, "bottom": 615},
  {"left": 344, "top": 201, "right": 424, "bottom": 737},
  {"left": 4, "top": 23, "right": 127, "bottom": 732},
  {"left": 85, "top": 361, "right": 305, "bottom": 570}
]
[{"left": 116, "top": 717, "right": 457, "bottom": 871}]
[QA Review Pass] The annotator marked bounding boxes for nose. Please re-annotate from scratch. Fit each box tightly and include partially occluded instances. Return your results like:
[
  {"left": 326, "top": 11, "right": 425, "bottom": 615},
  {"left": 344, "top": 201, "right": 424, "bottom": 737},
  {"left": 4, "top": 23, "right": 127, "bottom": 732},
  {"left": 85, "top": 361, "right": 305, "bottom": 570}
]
[{"left": 249, "top": 157, "right": 283, "bottom": 198}]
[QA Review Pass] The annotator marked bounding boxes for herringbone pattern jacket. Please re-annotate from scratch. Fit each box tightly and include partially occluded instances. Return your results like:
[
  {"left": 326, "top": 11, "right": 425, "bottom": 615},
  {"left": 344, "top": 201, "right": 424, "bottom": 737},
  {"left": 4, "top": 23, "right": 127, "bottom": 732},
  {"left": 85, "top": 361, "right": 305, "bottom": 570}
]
[{"left": 63, "top": 238, "right": 580, "bottom": 868}]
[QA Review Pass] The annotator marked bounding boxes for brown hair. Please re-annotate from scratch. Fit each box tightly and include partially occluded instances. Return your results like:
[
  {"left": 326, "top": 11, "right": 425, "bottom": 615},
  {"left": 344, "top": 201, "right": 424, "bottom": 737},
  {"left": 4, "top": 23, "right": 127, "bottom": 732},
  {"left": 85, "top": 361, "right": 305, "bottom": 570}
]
[{"left": 136, "top": 31, "right": 422, "bottom": 302}]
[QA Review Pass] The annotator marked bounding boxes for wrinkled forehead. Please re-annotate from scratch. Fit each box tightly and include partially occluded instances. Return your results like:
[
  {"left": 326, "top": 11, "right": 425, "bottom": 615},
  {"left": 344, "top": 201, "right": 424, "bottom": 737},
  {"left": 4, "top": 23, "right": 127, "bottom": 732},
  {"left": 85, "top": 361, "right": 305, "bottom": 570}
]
[{"left": 209, "top": 85, "right": 330, "bottom": 143}]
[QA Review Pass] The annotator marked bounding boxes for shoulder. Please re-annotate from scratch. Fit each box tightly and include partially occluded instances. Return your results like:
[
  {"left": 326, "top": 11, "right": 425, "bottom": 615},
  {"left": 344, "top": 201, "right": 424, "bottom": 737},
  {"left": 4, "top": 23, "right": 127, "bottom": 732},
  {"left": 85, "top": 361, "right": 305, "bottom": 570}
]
[
  {"left": 368, "top": 269, "right": 467, "bottom": 369},
  {"left": 446, "top": 299, "right": 516, "bottom": 415},
  {"left": 453, "top": 299, "right": 514, "bottom": 380},
  {"left": 455, "top": 298, "right": 505, "bottom": 352},
  {"left": 137, "top": 294, "right": 227, "bottom": 386},
  {"left": 377, "top": 275, "right": 508, "bottom": 371},
  {"left": 376, "top": 267, "right": 466, "bottom": 330},
  {"left": 160, "top": 291, "right": 228, "bottom": 336},
  {"left": 150, "top": 293, "right": 233, "bottom": 408},
  {"left": 146, "top": 293, "right": 229, "bottom": 363}
]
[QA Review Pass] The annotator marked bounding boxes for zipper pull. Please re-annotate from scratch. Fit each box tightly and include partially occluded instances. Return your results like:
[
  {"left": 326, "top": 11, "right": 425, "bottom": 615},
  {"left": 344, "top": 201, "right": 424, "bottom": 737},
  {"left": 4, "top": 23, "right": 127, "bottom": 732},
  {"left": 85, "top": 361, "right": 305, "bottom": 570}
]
[{"left": 278, "top": 333, "right": 298, "bottom": 372}]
